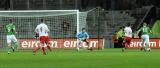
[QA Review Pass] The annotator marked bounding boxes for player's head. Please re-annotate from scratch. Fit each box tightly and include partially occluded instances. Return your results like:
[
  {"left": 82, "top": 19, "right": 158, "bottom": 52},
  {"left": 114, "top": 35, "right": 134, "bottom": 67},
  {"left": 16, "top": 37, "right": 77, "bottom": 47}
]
[
  {"left": 82, "top": 28, "right": 86, "bottom": 32},
  {"left": 119, "top": 27, "right": 123, "bottom": 30},
  {"left": 40, "top": 19, "right": 45, "bottom": 23},
  {"left": 143, "top": 22, "right": 147, "bottom": 27},
  {"left": 63, "top": 21, "right": 66, "bottom": 23},
  {"left": 126, "top": 23, "right": 131, "bottom": 27},
  {"left": 122, "top": 26, "right": 125, "bottom": 29},
  {"left": 8, "top": 18, "right": 13, "bottom": 24},
  {"left": 119, "top": 27, "right": 123, "bottom": 31}
]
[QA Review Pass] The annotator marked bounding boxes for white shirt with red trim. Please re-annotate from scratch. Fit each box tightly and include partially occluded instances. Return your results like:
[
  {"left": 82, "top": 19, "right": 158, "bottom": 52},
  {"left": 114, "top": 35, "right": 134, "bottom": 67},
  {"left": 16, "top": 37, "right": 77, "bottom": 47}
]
[
  {"left": 35, "top": 23, "right": 49, "bottom": 36},
  {"left": 124, "top": 27, "right": 132, "bottom": 38}
]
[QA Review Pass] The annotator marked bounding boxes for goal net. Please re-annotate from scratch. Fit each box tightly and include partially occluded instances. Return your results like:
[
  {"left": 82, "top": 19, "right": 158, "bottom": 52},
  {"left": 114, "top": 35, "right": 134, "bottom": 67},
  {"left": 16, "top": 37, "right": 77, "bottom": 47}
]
[{"left": 0, "top": 10, "right": 89, "bottom": 49}]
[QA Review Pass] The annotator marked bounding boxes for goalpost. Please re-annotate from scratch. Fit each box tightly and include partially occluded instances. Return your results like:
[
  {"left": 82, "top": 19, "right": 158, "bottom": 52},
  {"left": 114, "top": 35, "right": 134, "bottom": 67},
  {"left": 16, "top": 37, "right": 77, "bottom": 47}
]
[{"left": 0, "top": 10, "right": 89, "bottom": 49}]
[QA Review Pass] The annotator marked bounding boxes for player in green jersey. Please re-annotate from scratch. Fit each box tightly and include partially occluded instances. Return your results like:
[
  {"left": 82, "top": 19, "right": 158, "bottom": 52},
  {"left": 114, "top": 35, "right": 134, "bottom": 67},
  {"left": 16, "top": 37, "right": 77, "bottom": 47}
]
[
  {"left": 137, "top": 23, "right": 152, "bottom": 52},
  {"left": 5, "top": 19, "right": 18, "bottom": 54}
]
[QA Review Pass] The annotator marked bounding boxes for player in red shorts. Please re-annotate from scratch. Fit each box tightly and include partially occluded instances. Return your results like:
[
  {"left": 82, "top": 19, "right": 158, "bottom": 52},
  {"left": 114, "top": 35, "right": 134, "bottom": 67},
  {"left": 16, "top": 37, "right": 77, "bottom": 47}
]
[
  {"left": 33, "top": 19, "right": 52, "bottom": 55},
  {"left": 122, "top": 23, "right": 132, "bottom": 52}
]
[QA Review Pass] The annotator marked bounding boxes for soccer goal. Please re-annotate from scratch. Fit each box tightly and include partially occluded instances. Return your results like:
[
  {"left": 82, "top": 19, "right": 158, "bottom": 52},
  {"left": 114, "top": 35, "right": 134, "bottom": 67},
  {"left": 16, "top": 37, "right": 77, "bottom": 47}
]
[{"left": 0, "top": 10, "right": 90, "bottom": 50}]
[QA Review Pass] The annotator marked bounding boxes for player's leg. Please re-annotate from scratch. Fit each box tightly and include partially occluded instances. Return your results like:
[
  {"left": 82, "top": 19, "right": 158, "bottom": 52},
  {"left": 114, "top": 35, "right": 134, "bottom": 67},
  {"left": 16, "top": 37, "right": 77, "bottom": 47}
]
[
  {"left": 84, "top": 39, "right": 92, "bottom": 51},
  {"left": 122, "top": 37, "right": 126, "bottom": 52},
  {"left": 33, "top": 44, "right": 41, "bottom": 55},
  {"left": 33, "top": 36, "right": 46, "bottom": 55},
  {"left": 144, "top": 35, "right": 150, "bottom": 52},
  {"left": 6, "top": 35, "right": 13, "bottom": 54},
  {"left": 33, "top": 38, "right": 41, "bottom": 55},
  {"left": 141, "top": 35, "right": 145, "bottom": 51},
  {"left": 12, "top": 35, "right": 18, "bottom": 50},
  {"left": 33, "top": 35, "right": 41, "bottom": 54},
  {"left": 127, "top": 37, "right": 132, "bottom": 47},
  {"left": 40, "top": 36, "right": 47, "bottom": 55},
  {"left": 41, "top": 43, "right": 47, "bottom": 55},
  {"left": 76, "top": 39, "right": 81, "bottom": 51},
  {"left": 46, "top": 36, "right": 52, "bottom": 52},
  {"left": 46, "top": 43, "right": 52, "bottom": 52},
  {"left": 123, "top": 37, "right": 131, "bottom": 52},
  {"left": 41, "top": 44, "right": 46, "bottom": 55}
]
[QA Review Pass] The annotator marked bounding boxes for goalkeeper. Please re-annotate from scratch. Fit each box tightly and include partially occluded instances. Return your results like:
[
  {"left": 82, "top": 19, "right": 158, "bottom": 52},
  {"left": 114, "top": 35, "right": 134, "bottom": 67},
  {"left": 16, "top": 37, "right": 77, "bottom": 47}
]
[
  {"left": 76, "top": 28, "right": 92, "bottom": 51},
  {"left": 5, "top": 19, "right": 18, "bottom": 54}
]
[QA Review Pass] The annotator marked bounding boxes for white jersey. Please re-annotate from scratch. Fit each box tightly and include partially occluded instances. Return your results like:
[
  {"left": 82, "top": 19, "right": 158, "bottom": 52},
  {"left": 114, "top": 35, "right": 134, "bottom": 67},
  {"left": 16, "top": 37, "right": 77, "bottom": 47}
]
[
  {"left": 35, "top": 23, "right": 49, "bottom": 36},
  {"left": 124, "top": 27, "right": 132, "bottom": 38}
]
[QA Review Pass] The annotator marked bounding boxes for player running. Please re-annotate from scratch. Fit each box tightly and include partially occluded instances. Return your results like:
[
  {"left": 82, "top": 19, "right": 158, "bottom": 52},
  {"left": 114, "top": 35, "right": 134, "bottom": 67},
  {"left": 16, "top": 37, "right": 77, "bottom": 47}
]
[
  {"left": 137, "top": 23, "right": 152, "bottom": 52},
  {"left": 116, "top": 27, "right": 124, "bottom": 48},
  {"left": 76, "top": 28, "right": 92, "bottom": 51},
  {"left": 122, "top": 23, "right": 132, "bottom": 52},
  {"left": 34, "top": 19, "right": 52, "bottom": 55},
  {"left": 5, "top": 19, "right": 18, "bottom": 54}
]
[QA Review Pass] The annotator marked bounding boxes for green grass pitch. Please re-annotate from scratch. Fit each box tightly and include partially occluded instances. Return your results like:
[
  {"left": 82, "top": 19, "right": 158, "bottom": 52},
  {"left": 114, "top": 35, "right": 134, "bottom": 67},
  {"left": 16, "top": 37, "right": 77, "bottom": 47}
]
[{"left": 0, "top": 49, "right": 160, "bottom": 68}]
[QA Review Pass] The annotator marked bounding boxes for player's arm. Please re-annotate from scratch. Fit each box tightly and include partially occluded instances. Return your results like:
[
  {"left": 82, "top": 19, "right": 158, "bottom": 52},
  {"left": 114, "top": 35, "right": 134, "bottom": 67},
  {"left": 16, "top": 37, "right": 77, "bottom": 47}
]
[
  {"left": 116, "top": 31, "right": 120, "bottom": 39},
  {"left": 116, "top": 32, "right": 119, "bottom": 39},
  {"left": 45, "top": 25, "right": 50, "bottom": 33},
  {"left": 76, "top": 32, "right": 80, "bottom": 38},
  {"left": 136, "top": 28, "right": 143, "bottom": 38},
  {"left": 34, "top": 25, "right": 39, "bottom": 38},
  {"left": 123, "top": 28, "right": 126, "bottom": 34},
  {"left": 12, "top": 25, "right": 17, "bottom": 34},
  {"left": 149, "top": 27, "right": 152, "bottom": 34},
  {"left": 35, "top": 29, "right": 38, "bottom": 33},
  {"left": 137, "top": 28, "right": 142, "bottom": 35},
  {"left": 85, "top": 32, "right": 89, "bottom": 39},
  {"left": 76, "top": 32, "right": 84, "bottom": 40},
  {"left": 122, "top": 29, "right": 125, "bottom": 38},
  {"left": 35, "top": 25, "right": 39, "bottom": 33}
]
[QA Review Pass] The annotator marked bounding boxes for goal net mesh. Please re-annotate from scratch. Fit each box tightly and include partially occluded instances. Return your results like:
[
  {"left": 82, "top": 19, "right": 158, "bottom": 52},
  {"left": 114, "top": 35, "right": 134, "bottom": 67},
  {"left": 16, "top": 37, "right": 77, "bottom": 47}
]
[{"left": 0, "top": 10, "right": 88, "bottom": 49}]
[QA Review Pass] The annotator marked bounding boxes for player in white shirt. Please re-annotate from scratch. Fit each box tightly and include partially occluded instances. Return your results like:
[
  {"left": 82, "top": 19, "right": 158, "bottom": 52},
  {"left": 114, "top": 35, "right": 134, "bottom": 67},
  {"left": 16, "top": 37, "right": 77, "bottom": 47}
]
[
  {"left": 122, "top": 23, "right": 132, "bottom": 52},
  {"left": 33, "top": 19, "right": 52, "bottom": 55}
]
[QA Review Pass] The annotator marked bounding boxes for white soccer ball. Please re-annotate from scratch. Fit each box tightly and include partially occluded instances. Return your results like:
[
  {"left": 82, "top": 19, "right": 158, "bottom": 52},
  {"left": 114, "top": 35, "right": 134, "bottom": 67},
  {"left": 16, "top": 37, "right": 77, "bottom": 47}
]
[
  {"left": 146, "top": 48, "right": 151, "bottom": 52},
  {"left": 76, "top": 48, "right": 80, "bottom": 51}
]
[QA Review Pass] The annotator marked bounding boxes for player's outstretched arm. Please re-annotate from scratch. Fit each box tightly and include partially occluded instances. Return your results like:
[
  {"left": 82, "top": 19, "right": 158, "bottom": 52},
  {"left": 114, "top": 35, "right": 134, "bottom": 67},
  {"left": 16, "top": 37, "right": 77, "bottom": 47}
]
[
  {"left": 34, "top": 29, "right": 38, "bottom": 33},
  {"left": 76, "top": 32, "right": 80, "bottom": 38},
  {"left": 13, "top": 29, "right": 17, "bottom": 34},
  {"left": 45, "top": 24, "right": 50, "bottom": 33},
  {"left": 12, "top": 25, "right": 17, "bottom": 34},
  {"left": 137, "top": 28, "right": 141, "bottom": 35},
  {"left": 85, "top": 32, "right": 89, "bottom": 39},
  {"left": 149, "top": 27, "right": 152, "bottom": 34}
]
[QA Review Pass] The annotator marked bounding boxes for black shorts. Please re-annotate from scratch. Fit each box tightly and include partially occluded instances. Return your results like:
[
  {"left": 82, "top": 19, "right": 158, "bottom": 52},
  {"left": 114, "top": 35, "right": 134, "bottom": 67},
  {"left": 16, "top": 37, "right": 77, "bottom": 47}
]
[
  {"left": 79, "top": 38, "right": 87, "bottom": 42},
  {"left": 82, "top": 39, "right": 87, "bottom": 42}
]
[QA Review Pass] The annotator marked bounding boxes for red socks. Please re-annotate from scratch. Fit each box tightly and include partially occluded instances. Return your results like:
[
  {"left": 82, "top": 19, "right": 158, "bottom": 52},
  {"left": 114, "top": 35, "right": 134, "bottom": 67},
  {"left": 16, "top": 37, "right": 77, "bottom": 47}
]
[
  {"left": 47, "top": 46, "right": 52, "bottom": 52},
  {"left": 34, "top": 44, "right": 52, "bottom": 55},
  {"left": 34, "top": 45, "right": 40, "bottom": 53},
  {"left": 42, "top": 47, "right": 46, "bottom": 55}
]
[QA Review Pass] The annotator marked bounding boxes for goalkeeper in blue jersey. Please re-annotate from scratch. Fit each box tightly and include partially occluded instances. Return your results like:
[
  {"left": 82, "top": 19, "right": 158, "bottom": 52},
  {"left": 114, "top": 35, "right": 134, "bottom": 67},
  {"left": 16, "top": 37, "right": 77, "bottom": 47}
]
[{"left": 76, "top": 28, "right": 92, "bottom": 51}]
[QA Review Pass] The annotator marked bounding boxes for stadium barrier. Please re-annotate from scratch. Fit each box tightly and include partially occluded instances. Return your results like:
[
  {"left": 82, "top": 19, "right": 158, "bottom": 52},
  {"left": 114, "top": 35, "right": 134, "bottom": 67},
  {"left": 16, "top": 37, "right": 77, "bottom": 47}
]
[
  {"left": 18, "top": 38, "right": 104, "bottom": 49},
  {"left": 126, "top": 38, "right": 160, "bottom": 48}
]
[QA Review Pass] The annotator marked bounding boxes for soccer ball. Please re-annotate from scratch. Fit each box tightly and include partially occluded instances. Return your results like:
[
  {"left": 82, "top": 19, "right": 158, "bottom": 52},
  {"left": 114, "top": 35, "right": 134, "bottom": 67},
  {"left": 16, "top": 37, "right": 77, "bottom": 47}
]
[
  {"left": 145, "top": 48, "right": 151, "bottom": 52},
  {"left": 76, "top": 47, "right": 80, "bottom": 51}
]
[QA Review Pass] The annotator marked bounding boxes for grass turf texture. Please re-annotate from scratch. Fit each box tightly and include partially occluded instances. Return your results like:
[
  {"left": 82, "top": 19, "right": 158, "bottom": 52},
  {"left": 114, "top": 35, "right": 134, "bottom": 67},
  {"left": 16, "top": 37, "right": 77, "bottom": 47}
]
[{"left": 0, "top": 49, "right": 160, "bottom": 68}]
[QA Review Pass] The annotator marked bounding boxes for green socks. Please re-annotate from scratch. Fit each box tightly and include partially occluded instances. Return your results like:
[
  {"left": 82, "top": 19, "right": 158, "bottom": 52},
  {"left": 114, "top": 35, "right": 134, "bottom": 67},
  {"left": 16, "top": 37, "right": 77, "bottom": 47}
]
[{"left": 13, "top": 42, "right": 18, "bottom": 50}]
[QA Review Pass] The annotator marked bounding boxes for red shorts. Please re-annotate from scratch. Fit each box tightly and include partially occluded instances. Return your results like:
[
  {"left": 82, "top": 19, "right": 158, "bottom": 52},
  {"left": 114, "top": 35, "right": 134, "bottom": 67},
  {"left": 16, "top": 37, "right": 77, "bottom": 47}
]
[
  {"left": 124, "top": 36, "right": 132, "bottom": 45},
  {"left": 39, "top": 36, "right": 50, "bottom": 44}
]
